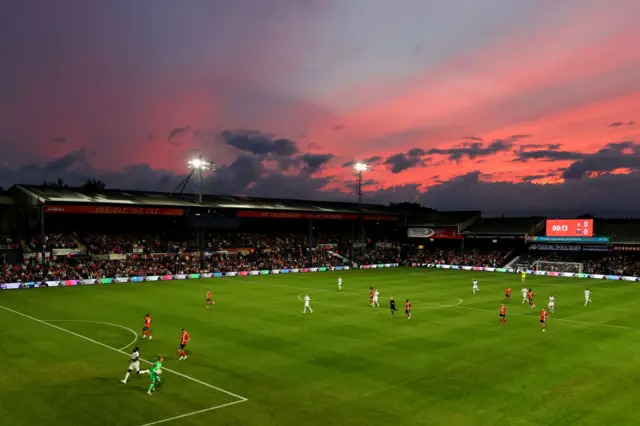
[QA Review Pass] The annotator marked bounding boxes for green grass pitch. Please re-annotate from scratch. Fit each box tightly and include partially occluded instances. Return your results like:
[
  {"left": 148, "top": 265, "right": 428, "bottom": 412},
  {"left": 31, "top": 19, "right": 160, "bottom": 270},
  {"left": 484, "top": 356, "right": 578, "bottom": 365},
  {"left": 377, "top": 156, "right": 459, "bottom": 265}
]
[{"left": 1, "top": 268, "right": 640, "bottom": 426}]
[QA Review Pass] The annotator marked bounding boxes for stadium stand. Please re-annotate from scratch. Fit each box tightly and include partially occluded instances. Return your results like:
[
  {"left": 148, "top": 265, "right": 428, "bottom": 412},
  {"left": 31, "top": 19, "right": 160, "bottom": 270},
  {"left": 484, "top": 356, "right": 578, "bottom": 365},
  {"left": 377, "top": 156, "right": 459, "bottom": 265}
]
[{"left": 4, "top": 183, "right": 640, "bottom": 285}]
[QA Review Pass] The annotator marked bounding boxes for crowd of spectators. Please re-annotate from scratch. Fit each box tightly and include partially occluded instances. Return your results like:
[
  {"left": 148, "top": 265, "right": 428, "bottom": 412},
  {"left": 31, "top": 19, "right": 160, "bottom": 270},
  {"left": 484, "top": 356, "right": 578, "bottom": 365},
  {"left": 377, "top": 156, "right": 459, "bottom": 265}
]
[
  {"left": 0, "top": 235, "right": 19, "bottom": 250},
  {"left": 1, "top": 232, "right": 397, "bottom": 283},
  {"left": 7, "top": 231, "right": 640, "bottom": 283},
  {"left": 415, "top": 249, "right": 511, "bottom": 268},
  {"left": 0, "top": 248, "right": 351, "bottom": 283}
]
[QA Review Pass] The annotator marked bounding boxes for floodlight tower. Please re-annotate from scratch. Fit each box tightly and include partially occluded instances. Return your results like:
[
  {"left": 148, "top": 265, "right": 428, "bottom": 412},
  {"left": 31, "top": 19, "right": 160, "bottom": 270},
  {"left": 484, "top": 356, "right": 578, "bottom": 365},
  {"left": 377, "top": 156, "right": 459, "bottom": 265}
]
[
  {"left": 169, "top": 156, "right": 215, "bottom": 272},
  {"left": 188, "top": 156, "right": 215, "bottom": 203},
  {"left": 352, "top": 162, "right": 369, "bottom": 247},
  {"left": 169, "top": 156, "right": 215, "bottom": 203},
  {"left": 353, "top": 162, "right": 369, "bottom": 204}
]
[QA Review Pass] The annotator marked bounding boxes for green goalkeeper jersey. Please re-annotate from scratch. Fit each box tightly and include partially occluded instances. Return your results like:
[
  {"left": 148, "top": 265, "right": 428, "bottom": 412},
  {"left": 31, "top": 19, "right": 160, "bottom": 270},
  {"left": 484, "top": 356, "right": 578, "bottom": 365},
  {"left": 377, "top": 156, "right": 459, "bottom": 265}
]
[{"left": 152, "top": 361, "right": 163, "bottom": 372}]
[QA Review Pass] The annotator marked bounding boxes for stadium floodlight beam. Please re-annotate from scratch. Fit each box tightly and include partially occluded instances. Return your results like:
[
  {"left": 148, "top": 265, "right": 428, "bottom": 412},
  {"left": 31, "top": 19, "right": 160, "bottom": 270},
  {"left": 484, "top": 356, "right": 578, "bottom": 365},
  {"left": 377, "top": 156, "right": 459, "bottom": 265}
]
[
  {"left": 188, "top": 157, "right": 213, "bottom": 171},
  {"left": 169, "top": 155, "right": 215, "bottom": 204},
  {"left": 353, "top": 162, "right": 369, "bottom": 173},
  {"left": 353, "top": 162, "right": 369, "bottom": 203}
]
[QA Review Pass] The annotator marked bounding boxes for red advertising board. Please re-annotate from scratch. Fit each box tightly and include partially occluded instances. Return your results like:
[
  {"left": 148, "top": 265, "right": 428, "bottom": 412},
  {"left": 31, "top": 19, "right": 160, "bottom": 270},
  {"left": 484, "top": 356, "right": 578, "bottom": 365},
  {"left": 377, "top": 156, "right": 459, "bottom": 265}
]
[
  {"left": 237, "top": 210, "right": 399, "bottom": 221},
  {"left": 44, "top": 205, "right": 184, "bottom": 216},
  {"left": 546, "top": 219, "right": 593, "bottom": 237},
  {"left": 407, "top": 227, "right": 462, "bottom": 239}
]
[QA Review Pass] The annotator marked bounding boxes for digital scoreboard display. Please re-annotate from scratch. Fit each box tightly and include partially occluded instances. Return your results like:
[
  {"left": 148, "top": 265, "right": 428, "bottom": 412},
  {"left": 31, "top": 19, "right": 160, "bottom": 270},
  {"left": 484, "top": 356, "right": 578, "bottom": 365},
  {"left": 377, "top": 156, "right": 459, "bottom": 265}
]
[{"left": 546, "top": 219, "right": 594, "bottom": 237}]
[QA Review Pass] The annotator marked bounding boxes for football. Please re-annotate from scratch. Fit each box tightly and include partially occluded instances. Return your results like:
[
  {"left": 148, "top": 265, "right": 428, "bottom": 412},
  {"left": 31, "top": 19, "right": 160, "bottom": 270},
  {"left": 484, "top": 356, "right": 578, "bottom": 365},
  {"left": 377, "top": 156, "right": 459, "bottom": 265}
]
[{"left": 155, "top": 369, "right": 162, "bottom": 374}]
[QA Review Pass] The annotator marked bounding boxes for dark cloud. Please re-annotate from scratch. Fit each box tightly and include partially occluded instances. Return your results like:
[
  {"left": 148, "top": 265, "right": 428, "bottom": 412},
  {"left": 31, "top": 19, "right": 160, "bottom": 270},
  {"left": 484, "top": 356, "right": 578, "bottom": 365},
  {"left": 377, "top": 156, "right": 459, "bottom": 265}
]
[
  {"left": 46, "top": 150, "right": 87, "bottom": 171},
  {"left": 517, "top": 143, "right": 562, "bottom": 152},
  {"left": 515, "top": 149, "right": 586, "bottom": 162},
  {"left": 609, "top": 121, "right": 635, "bottom": 127},
  {"left": 221, "top": 130, "right": 299, "bottom": 157},
  {"left": 51, "top": 136, "right": 67, "bottom": 143},
  {"left": 147, "top": 133, "right": 154, "bottom": 140},
  {"left": 299, "top": 153, "right": 334, "bottom": 174},
  {"left": 342, "top": 155, "right": 383, "bottom": 168},
  {"left": 509, "top": 134, "right": 531, "bottom": 141},
  {"left": 6, "top": 147, "right": 640, "bottom": 217},
  {"left": 562, "top": 141, "right": 640, "bottom": 179},
  {"left": 384, "top": 148, "right": 428, "bottom": 174},
  {"left": 167, "top": 126, "right": 191, "bottom": 143},
  {"left": 428, "top": 139, "right": 513, "bottom": 161},
  {"left": 463, "top": 136, "right": 483, "bottom": 142},
  {"left": 521, "top": 174, "right": 546, "bottom": 182},
  {"left": 512, "top": 141, "right": 640, "bottom": 179},
  {"left": 418, "top": 170, "right": 640, "bottom": 217}
]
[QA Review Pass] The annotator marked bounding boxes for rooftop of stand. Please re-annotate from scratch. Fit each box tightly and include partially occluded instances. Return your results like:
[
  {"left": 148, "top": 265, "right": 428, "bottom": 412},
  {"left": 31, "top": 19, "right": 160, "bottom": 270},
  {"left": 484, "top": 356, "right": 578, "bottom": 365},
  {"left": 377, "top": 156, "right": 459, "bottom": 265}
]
[{"left": 11, "top": 184, "right": 404, "bottom": 215}]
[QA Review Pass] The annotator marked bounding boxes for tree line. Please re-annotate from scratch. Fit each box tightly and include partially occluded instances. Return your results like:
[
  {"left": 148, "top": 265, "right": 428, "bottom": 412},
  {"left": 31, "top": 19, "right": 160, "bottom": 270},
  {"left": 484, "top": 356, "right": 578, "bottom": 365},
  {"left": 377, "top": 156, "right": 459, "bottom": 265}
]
[{"left": 42, "top": 178, "right": 106, "bottom": 191}]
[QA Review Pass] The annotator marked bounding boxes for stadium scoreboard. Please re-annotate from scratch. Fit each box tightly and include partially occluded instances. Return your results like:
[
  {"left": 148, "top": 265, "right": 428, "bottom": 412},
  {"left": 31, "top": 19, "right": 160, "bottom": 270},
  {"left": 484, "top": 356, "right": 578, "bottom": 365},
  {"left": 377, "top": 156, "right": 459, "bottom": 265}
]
[{"left": 546, "top": 219, "right": 593, "bottom": 237}]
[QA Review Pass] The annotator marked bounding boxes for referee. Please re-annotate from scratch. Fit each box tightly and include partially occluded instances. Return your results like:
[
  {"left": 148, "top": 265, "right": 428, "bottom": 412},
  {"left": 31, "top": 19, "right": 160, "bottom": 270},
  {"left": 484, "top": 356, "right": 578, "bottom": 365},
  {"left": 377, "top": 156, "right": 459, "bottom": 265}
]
[{"left": 390, "top": 296, "right": 397, "bottom": 317}]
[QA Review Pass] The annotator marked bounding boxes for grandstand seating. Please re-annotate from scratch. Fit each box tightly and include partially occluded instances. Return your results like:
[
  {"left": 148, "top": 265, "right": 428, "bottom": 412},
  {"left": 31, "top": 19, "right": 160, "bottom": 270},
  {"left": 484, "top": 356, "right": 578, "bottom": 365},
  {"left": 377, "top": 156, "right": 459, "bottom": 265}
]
[{"left": 416, "top": 248, "right": 511, "bottom": 268}]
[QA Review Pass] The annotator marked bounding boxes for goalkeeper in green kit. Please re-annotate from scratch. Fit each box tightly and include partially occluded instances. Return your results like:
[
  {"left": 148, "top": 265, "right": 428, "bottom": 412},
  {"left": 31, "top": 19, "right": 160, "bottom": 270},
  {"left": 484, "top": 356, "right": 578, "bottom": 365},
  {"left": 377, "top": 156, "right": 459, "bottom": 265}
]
[{"left": 139, "top": 356, "right": 163, "bottom": 395}]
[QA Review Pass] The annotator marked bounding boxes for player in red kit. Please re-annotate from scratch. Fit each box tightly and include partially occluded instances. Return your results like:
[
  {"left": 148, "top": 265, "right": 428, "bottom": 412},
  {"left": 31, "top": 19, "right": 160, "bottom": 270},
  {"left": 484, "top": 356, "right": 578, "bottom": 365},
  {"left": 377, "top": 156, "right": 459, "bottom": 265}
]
[
  {"left": 178, "top": 328, "right": 190, "bottom": 360},
  {"left": 206, "top": 289, "right": 215, "bottom": 308},
  {"left": 142, "top": 314, "right": 152, "bottom": 340},
  {"left": 528, "top": 289, "right": 535, "bottom": 308},
  {"left": 405, "top": 299, "right": 412, "bottom": 320},
  {"left": 499, "top": 304, "right": 507, "bottom": 325},
  {"left": 540, "top": 308, "right": 548, "bottom": 332},
  {"left": 369, "top": 287, "right": 374, "bottom": 306},
  {"left": 505, "top": 287, "right": 512, "bottom": 302}
]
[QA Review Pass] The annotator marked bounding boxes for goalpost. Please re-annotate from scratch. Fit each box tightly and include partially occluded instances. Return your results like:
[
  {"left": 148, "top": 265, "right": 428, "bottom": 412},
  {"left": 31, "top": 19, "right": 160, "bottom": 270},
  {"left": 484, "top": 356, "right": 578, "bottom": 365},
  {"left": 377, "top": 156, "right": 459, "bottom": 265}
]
[{"left": 533, "top": 260, "right": 583, "bottom": 274}]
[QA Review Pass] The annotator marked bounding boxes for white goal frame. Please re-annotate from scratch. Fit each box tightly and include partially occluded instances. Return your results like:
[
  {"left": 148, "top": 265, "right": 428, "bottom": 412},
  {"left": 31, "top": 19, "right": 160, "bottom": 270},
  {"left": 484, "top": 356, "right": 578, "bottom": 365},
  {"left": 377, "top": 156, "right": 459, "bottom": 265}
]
[{"left": 533, "top": 260, "right": 583, "bottom": 274}]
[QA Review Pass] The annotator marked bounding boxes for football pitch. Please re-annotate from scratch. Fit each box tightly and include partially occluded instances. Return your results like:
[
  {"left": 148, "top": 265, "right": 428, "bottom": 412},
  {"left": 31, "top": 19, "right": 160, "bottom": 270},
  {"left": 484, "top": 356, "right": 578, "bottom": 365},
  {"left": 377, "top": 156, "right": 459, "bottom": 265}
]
[{"left": 1, "top": 268, "right": 640, "bottom": 426}]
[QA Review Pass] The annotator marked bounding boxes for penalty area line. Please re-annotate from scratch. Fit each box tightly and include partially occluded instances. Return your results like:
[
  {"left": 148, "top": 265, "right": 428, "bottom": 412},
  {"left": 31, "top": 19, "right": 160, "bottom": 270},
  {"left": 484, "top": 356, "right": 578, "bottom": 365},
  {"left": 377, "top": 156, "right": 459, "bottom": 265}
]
[
  {"left": 0, "top": 304, "right": 248, "bottom": 422},
  {"left": 138, "top": 399, "right": 247, "bottom": 426}
]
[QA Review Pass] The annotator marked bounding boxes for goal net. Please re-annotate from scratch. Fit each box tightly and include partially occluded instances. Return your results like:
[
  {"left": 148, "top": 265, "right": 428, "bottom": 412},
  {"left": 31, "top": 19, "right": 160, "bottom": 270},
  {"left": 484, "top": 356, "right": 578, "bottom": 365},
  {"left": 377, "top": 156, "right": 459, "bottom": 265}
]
[{"left": 533, "top": 260, "right": 583, "bottom": 274}]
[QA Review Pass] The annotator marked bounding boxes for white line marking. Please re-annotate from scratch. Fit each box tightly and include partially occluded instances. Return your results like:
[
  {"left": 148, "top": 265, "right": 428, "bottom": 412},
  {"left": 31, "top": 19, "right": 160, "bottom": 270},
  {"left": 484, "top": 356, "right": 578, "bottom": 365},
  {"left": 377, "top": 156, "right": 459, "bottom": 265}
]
[
  {"left": 138, "top": 399, "right": 247, "bottom": 426},
  {"left": 44, "top": 319, "right": 139, "bottom": 351},
  {"left": 0, "top": 304, "right": 248, "bottom": 426}
]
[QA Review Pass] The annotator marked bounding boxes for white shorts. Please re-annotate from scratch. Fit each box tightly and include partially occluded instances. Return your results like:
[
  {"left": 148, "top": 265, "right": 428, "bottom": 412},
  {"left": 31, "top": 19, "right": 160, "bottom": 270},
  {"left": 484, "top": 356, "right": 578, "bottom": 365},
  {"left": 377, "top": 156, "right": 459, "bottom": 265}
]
[
  {"left": 372, "top": 297, "right": 379, "bottom": 303},
  {"left": 129, "top": 361, "right": 140, "bottom": 372},
  {"left": 304, "top": 302, "right": 310, "bottom": 307},
  {"left": 548, "top": 303, "right": 555, "bottom": 309}
]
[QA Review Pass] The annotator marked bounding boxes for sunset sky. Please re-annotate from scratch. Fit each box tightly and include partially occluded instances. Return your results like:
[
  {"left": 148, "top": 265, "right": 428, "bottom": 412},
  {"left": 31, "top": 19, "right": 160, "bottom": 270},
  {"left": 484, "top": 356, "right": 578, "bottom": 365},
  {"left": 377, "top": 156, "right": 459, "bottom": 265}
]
[{"left": 1, "top": 0, "right": 639, "bottom": 216}]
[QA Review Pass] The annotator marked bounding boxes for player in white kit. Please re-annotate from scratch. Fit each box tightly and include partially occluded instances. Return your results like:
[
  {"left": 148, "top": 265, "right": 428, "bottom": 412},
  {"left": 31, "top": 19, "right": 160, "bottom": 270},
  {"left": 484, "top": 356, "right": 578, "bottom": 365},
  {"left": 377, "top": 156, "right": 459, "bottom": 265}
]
[
  {"left": 548, "top": 294, "right": 555, "bottom": 313},
  {"left": 121, "top": 346, "right": 141, "bottom": 383},
  {"left": 372, "top": 289, "right": 380, "bottom": 307},
  {"left": 472, "top": 279, "right": 479, "bottom": 294},
  {"left": 521, "top": 286, "right": 528, "bottom": 303},
  {"left": 303, "top": 294, "right": 313, "bottom": 313},
  {"left": 338, "top": 276, "right": 342, "bottom": 291},
  {"left": 584, "top": 288, "right": 591, "bottom": 306}
]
